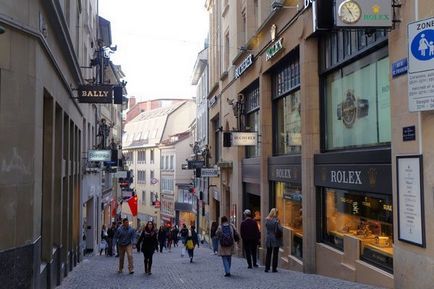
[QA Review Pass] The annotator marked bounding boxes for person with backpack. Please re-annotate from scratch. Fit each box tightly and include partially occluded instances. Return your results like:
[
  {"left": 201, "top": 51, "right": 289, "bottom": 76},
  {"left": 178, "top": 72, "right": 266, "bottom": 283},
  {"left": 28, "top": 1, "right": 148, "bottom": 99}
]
[
  {"left": 185, "top": 225, "right": 199, "bottom": 263},
  {"left": 264, "top": 208, "right": 283, "bottom": 273},
  {"left": 216, "top": 216, "right": 240, "bottom": 277}
]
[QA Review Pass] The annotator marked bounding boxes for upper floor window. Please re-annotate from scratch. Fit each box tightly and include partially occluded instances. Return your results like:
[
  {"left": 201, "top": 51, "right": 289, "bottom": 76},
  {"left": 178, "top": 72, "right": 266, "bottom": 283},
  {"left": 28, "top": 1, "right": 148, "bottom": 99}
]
[{"left": 150, "top": 149, "right": 155, "bottom": 164}]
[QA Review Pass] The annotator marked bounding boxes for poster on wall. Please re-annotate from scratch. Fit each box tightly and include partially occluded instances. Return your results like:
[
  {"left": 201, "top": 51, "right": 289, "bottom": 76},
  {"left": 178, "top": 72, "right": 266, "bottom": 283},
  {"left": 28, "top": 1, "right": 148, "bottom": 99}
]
[{"left": 397, "top": 155, "right": 426, "bottom": 247}]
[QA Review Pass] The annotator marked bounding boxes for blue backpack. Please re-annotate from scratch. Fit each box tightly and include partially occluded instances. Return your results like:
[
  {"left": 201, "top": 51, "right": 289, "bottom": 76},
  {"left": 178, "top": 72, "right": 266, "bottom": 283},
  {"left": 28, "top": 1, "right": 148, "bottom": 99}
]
[{"left": 220, "top": 225, "right": 234, "bottom": 247}]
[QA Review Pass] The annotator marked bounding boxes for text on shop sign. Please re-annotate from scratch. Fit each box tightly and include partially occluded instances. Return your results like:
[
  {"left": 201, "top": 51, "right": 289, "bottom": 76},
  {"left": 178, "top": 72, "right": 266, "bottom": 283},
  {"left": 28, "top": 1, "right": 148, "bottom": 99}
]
[{"left": 330, "top": 170, "right": 362, "bottom": 185}]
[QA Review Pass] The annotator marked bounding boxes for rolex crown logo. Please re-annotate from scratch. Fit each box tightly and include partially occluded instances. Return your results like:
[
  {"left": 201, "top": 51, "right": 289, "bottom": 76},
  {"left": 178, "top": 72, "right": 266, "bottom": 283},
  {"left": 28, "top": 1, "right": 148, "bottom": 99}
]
[
  {"left": 372, "top": 4, "right": 380, "bottom": 14},
  {"left": 368, "top": 168, "right": 377, "bottom": 186}
]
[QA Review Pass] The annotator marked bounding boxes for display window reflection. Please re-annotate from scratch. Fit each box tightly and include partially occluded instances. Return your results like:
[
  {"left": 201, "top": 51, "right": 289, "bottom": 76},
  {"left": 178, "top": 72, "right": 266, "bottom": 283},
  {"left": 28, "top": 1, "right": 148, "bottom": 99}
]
[
  {"left": 323, "top": 188, "right": 393, "bottom": 272},
  {"left": 325, "top": 51, "right": 390, "bottom": 150},
  {"left": 275, "top": 182, "right": 303, "bottom": 259}
]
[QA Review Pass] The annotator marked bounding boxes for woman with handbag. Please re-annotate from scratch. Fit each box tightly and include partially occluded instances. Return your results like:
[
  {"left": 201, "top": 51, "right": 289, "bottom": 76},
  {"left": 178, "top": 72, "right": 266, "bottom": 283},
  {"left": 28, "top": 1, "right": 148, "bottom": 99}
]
[{"left": 264, "top": 208, "right": 283, "bottom": 273}]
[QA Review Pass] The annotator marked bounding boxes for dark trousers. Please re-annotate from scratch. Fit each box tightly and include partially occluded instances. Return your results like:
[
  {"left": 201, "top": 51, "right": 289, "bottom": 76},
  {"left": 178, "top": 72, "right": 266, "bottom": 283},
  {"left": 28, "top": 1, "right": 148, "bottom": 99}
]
[
  {"left": 243, "top": 240, "right": 258, "bottom": 267},
  {"left": 107, "top": 238, "right": 113, "bottom": 256},
  {"left": 265, "top": 246, "right": 279, "bottom": 271},
  {"left": 187, "top": 249, "right": 194, "bottom": 259},
  {"left": 143, "top": 250, "right": 154, "bottom": 273},
  {"left": 159, "top": 241, "right": 165, "bottom": 252}
]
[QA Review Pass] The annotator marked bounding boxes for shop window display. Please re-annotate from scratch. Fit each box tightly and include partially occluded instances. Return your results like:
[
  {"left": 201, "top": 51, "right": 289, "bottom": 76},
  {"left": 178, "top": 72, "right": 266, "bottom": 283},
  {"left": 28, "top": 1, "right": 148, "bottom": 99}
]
[
  {"left": 275, "top": 182, "right": 303, "bottom": 259},
  {"left": 325, "top": 55, "right": 390, "bottom": 150},
  {"left": 323, "top": 188, "right": 393, "bottom": 272}
]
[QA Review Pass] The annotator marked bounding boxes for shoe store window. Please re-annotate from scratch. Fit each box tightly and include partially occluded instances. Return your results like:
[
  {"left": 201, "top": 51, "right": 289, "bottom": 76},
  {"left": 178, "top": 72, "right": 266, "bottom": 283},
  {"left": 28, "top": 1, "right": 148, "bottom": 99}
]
[
  {"left": 275, "top": 182, "right": 303, "bottom": 259},
  {"left": 322, "top": 188, "right": 393, "bottom": 273}
]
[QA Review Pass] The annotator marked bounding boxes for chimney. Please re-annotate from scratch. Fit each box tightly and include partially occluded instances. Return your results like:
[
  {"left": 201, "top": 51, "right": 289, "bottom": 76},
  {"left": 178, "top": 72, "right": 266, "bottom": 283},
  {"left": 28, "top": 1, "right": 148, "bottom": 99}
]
[{"left": 128, "top": 96, "right": 136, "bottom": 109}]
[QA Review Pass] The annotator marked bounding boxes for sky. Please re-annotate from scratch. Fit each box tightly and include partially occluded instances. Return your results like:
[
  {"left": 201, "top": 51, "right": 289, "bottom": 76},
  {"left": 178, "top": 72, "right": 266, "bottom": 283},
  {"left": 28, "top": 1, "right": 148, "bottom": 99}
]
[{"left": 99, "top": 0, "right": 209, "bottom": 101}]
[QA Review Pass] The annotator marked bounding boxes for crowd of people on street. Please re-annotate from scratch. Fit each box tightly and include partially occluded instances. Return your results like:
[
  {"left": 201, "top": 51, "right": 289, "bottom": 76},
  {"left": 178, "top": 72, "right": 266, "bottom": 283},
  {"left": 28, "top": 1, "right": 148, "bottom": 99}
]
[{"left": 98, "top": 207, "right": 283, "bottom": 278}]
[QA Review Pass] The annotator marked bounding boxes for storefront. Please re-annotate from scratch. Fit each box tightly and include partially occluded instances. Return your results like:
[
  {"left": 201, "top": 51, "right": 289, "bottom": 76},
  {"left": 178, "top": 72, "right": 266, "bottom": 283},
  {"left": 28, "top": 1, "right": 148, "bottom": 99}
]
[
  {"left": 315, "top": 152, "right": 393, "bottom": 273},
  {"left": 269, "top": 156, "right": 302, "bottom": 265},
  {"left": 315, "top": 29, "right": 393, "bottom": 286}
]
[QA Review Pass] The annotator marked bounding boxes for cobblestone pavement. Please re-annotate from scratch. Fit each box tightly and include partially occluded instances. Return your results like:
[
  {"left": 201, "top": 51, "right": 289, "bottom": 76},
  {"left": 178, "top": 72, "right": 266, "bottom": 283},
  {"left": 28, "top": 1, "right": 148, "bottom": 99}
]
[{"left": 57, "top": 245, "right": 383, "bottom": 289}]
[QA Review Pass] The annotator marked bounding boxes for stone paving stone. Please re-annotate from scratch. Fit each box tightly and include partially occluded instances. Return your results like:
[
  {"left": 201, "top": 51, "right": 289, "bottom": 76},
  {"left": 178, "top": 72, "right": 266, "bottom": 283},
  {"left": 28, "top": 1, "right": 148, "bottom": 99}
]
[{"left": 57, "top": 245, "right": 384, "bottom": 289}]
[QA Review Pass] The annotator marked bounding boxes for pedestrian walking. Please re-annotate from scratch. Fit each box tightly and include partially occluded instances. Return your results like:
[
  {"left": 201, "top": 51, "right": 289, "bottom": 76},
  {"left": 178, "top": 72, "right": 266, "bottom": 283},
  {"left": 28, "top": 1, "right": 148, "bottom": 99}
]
[
  {"left": 157, "top": 226, "right": 167, "bottom": 253},
  {"left": 107, "top": 222, "right": 116, "bottom": 256},
  {"left": 240, "top": 209, "right": 260, "bottom": 268},
  {"left": 115, "top": 221, "right": 121, "bottom": 257},
  {"left": 185, "top": 225, "right": 199, "bottom": 263},
  {"left": 172, "top": 225, "right": 179, "bottom": 247},
  {"left": 99, "top": 225, "right": 108, "bottom": 255},
  {"left": 115, "top": 218, "right": 136, "bottom": 274},
  {"left": 264, "top": 208, "right": 283, "bottom": 273},
  {"left": 180, "top": 224, "right": 188, "bottom": 257},
  {"left": 137, "top": 221, "right": 158, "bottom": 275},
  {"left": 210, "top": 221, "right": 219, "bottom": 255},
  {"left": 166, "top": 226, "right": 173, "bottom": 252},
  {"left": 216, "top": 216, "right": 240, "bottom": 277}
]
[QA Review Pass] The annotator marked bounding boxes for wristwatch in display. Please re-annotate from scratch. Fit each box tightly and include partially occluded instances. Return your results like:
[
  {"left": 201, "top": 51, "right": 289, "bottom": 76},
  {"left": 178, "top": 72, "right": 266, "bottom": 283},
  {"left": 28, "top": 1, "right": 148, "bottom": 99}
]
[{"left": 337, "top": 90, "right": 369, "bottom": 128}]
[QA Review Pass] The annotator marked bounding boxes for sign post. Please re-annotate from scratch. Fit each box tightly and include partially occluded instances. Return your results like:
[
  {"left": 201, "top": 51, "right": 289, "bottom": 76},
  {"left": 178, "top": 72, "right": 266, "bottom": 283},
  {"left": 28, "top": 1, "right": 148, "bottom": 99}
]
[{"left": 408, "top": 17, "right": 434, "bottom": 111}]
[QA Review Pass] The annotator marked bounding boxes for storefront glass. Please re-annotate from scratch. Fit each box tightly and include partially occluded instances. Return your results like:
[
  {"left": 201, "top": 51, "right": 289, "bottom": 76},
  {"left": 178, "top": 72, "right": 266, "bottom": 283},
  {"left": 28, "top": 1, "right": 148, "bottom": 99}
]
[
  {"left": 325, "top": 53, "right": 390, "bottom": 150},
  {"left": 274, "top": 90, "right": 301, "bottom": 155},
  {"left": 275, "top": 182, "right": 303, "bottom": 259},
  {"left": 323, "top": 188, "right": 393, "bottom": 272}
]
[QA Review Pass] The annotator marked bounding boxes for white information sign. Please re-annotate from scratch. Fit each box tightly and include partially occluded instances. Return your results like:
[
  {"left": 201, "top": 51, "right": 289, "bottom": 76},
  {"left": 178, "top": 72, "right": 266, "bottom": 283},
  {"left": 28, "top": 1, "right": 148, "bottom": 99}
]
[
  {"left": 88, "top": 150, "right": 111, "bottom": 162},
  {"left": 408, "top": 17, "right": 434, "bottom": 111},
  {"left": 397, "top": 156, "right": 425, "bottom": 247},
  {"left": 113, "top": 171, "right": 127, "bottom": 178}
]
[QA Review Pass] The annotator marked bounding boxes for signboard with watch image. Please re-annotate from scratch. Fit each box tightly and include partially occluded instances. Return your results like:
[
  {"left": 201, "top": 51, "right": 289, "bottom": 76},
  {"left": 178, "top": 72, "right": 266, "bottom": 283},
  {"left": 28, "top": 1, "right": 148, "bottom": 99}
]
[{"left": 335, "top": 0, "right": 392, "bottom": 28}]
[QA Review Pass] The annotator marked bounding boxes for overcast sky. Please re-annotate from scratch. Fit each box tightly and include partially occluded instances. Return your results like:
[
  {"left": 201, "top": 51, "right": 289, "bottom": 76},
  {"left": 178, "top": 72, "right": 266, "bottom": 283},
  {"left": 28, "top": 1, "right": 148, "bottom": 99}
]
[{"left": 99, "top": 0, "right": 209, "bottom": 101}]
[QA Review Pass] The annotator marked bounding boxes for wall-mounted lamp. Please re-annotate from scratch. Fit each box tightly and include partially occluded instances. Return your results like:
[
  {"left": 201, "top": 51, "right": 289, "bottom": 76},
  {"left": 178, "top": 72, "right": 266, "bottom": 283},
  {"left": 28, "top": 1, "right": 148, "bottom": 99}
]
[
  {"left": 272, "top": 1, "right": 299, "bottom": 11},
  {"left": 0, "top": 25, "right": 6, "bottom": 34}
]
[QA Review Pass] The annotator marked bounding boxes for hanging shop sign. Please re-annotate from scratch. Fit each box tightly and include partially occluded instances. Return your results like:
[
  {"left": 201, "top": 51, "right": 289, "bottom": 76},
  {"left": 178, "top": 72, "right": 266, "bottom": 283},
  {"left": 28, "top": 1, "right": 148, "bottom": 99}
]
[
  {"left": 231, "top": 132, "right": 257, "bottom": 146},
  {"left": 78, "top": 85, "right": 113, "bottom": 103},
  {"left": 397, "top": 155, "right": 426, "bottom": 247},
  {"left": 408, "top": 17, "right": 434, "bottom": 112},
  {"left": 113, "top": 171, "right": 128, "bottom": 178},
  {"left": 187, "top": 160, "right": 205, "bottom": 169},
  {"left": 335, "top": 0, "right": 392, "bottom": 28},
  {"left": 88, "top": 150, "right": 111, "bottom": 161},
  {"left": 266, "top": 38, "right": 283, "bottom": 61},
  {"left": 235, "top": 54, "right": 253, "bottom": 79},
  {"left": 201, "top": 168, "right": 220, "bottom": 178}
]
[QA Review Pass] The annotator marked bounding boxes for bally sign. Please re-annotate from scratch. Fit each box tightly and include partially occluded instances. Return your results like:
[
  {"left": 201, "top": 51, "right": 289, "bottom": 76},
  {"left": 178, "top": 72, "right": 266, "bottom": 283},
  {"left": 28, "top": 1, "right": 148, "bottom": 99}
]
[{"left": 78, "top": 85, "right": 113, "bottom": 103}]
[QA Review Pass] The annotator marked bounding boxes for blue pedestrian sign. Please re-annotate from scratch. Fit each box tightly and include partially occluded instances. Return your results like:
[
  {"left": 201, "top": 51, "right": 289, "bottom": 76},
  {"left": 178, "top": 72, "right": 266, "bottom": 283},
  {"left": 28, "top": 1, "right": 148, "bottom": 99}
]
[{"left": 408, "top": 17, "right": 434, "bottom": 112}]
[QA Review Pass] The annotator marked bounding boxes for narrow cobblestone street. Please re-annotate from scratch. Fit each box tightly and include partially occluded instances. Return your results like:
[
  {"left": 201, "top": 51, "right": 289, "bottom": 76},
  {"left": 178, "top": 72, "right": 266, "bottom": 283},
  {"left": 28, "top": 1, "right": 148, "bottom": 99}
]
[{"left": 57, "top": 245, "right": 383, "bottom": 289}]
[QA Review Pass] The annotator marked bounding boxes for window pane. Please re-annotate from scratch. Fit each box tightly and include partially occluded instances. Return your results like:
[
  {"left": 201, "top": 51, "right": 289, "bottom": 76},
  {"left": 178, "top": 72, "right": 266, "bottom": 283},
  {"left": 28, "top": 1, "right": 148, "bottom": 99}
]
[{"left": 326, "top": 57, "right": 390, "bottom": 149}]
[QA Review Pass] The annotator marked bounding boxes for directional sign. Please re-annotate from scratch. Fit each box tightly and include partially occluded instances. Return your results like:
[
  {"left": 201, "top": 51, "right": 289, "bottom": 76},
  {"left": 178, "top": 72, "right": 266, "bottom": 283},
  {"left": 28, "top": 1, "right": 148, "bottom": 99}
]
[{"left": 408, "top": 17, "right": 434, "bottom": 111}]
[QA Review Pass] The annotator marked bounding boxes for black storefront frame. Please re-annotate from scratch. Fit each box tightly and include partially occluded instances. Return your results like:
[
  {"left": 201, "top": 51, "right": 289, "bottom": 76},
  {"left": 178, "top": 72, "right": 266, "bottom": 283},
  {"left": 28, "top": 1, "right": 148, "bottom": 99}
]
[
  {"left": 315, "top": 148, "right": 393, "bottom": 273},
  {"left": 268, "top": 155, "right": 302, "bottom": 260}
]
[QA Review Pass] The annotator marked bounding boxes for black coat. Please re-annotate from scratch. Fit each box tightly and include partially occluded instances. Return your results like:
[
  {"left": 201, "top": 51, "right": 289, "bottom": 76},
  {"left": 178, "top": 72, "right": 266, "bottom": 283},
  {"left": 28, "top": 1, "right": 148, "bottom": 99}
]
[
  {"left": 137, "top": 230, "right": 158, "bottom": 253},
  {"left": 240, "top": 218, "right": 260, "bottom": 242}
]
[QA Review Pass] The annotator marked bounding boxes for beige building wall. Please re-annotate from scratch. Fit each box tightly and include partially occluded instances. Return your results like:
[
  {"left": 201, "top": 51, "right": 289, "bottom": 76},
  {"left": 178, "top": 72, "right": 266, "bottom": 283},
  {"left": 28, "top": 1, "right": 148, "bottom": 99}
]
[{"left": 389, "top": 1, "right": 434, "bottom": 288}]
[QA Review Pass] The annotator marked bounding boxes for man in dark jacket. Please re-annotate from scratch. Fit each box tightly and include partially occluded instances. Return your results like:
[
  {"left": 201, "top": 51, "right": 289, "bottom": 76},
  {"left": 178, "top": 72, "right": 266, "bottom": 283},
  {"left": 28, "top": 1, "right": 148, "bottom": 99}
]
[
  {"left": 240, "top": 209, "right": 260, "bottom": 268},
  {"left": 107, "top": 222, "right": 116, "bottom": 256}
]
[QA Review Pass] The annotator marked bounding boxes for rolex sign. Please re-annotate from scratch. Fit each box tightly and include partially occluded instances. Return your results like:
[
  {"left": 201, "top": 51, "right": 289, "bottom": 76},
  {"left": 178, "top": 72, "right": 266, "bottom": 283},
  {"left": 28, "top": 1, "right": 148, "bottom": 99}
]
[{"left": 78, "top": 85, "right": 113, "bottom": 103}]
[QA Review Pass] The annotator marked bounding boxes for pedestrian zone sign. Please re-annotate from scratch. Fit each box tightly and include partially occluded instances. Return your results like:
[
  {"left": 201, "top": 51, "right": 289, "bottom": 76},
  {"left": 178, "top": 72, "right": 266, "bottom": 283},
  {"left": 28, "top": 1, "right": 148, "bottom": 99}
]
[{"left": 408, "top": 17, "right": 434, "bottom": 112}]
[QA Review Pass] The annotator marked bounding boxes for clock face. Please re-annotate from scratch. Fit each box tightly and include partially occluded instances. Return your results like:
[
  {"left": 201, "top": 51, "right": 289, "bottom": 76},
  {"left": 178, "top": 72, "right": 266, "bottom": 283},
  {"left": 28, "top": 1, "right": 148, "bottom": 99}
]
[{"left": 338, "top": 0, "right": 362, "bottom": 24}]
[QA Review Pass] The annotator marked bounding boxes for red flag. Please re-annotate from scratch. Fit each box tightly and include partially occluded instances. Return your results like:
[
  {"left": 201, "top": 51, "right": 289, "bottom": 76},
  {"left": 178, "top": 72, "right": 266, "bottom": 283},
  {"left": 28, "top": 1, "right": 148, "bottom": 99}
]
[
  {"left": 127, "top": 195, "right": 138, "bottom": 217},
  {"left": 111, "top": 199, "right": 118, "bottom": 217}
]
